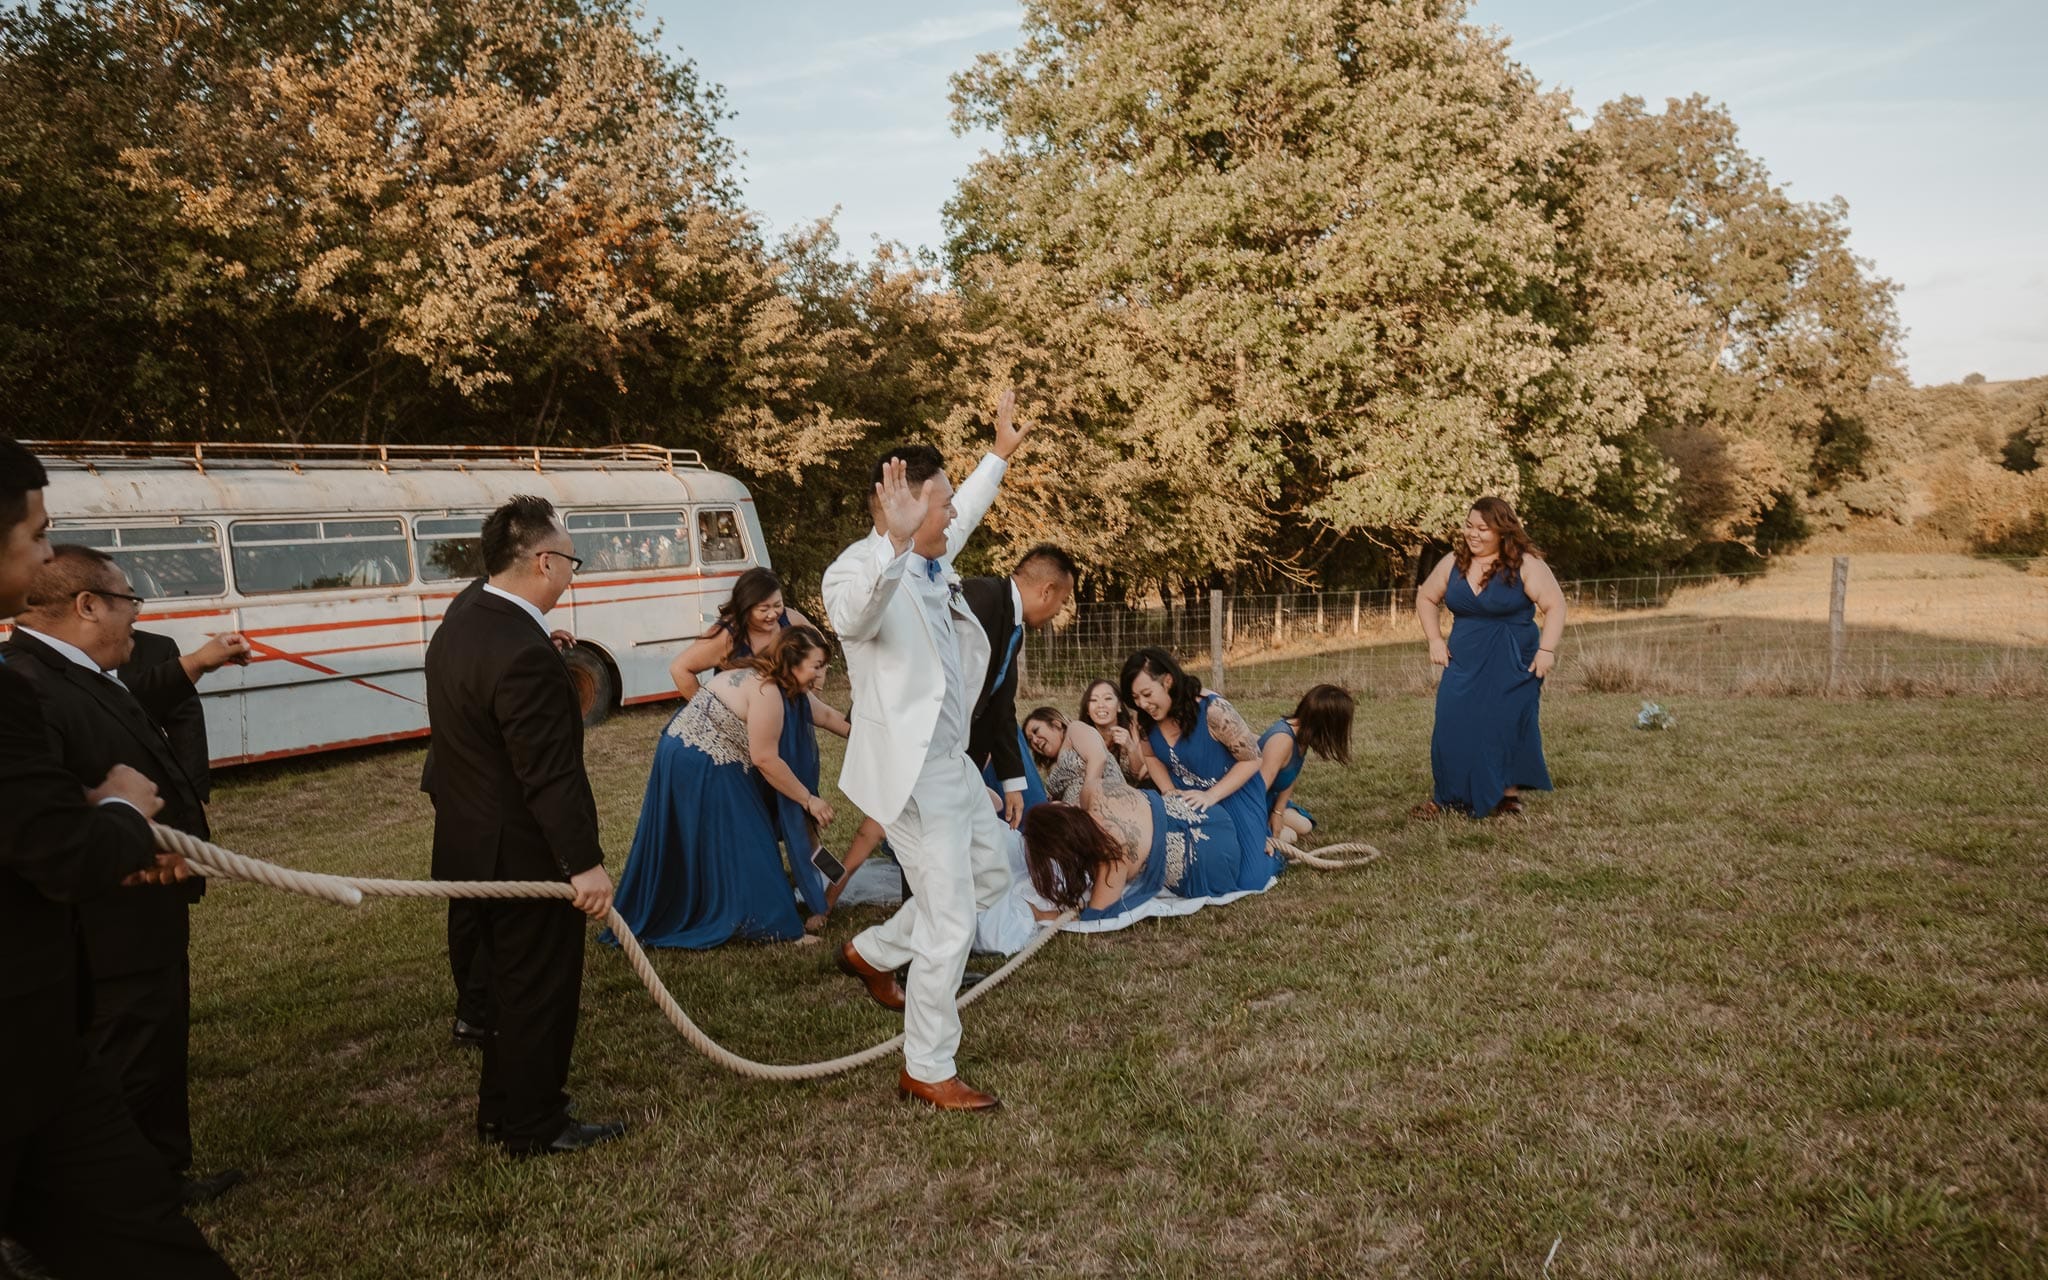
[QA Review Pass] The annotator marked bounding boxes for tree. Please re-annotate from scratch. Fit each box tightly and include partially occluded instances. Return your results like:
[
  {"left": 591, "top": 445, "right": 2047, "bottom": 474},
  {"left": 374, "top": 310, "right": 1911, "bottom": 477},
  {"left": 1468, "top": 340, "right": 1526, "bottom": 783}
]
[{"left": 944, "top": 0, "right": 1701, "bottom": 586}]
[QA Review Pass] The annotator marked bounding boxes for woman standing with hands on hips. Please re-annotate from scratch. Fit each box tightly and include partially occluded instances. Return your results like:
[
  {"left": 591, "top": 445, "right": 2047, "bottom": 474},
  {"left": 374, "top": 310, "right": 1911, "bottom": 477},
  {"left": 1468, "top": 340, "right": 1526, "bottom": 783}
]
[{"left": 1412, "top": 496, "right": 1565, "bottom": 818}]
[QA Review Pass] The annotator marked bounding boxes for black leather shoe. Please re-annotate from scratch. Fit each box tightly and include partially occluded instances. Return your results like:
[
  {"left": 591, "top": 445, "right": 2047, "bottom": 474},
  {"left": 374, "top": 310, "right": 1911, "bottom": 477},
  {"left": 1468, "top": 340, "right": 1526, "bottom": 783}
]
[
  {"left": 957, "top": 969, "right": 989, "bottom": 991},
  {"left": 179, "top": 1169, "right": 245, "bottom": 1207},
  {"left": 451, "top": 1018, "right": 493, "bottom": 1046},
  {"left": 476, "top": 1120, "right": 502, "bottom": 1144},
  {"left": 503, "top": 1119, "right": 627, "bottom": 1158}
]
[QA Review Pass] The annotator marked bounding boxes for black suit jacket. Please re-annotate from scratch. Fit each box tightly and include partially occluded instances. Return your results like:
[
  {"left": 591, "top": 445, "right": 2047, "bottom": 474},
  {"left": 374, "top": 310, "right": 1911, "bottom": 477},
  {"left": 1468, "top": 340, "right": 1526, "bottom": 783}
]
[
  {"left": 961, "top": 575, "right": 1025, "bottom": 788},
  {"left": 1, "top": 630, "right": 208, "bottom": 980},
  {"left": 420, "top": 577, "right": 486, "bottom": 801},
  {"left": 422, "top": 587, "right": 602, "bottom": 882},
  {"left": 120, "top": 628, "right": 213, "bottom": 803},
  {"left": 0, "top": 657, "right": 156, "bottom": 1138}
]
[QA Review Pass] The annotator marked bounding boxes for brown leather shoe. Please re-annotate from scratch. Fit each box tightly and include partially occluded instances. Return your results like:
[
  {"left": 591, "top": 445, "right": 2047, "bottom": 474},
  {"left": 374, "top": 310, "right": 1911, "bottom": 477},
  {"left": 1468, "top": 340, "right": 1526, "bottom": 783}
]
[
  {"left": 837, "top": 941, "right": 906, "bottom": 1012},
  {"left": 898, "top": 1071, "right": 1001, "bottom": 1111}
]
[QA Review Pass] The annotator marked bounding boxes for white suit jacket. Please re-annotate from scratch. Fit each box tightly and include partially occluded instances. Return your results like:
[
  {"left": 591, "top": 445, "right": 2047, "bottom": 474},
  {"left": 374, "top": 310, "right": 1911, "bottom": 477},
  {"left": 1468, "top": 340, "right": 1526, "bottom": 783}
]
[{"left": 822, "top": 453, "right": 1006, "bottom": 824}]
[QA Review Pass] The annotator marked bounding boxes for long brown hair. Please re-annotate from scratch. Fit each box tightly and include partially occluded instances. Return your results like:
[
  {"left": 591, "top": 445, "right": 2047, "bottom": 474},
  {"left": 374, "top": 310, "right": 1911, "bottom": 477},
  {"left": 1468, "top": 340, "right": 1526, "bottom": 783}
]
[
  {"left": 1020, "top": 802, "right": 1124, "bottom": 911},
  {"left": 1079, "top": 678, "right": 1136, "bottom": 737},
  {"left": 1289, "top": 684, "right": 1354, "bottom": 765},
  {"left": 713, "top": 567, "right": 784, "bottom": 640},
  {"left": 1452, "top": 496, "right": 1541, "bottom": 591},
  {"left": 744, "top": 624, "right": 827, "bottom": 698}
]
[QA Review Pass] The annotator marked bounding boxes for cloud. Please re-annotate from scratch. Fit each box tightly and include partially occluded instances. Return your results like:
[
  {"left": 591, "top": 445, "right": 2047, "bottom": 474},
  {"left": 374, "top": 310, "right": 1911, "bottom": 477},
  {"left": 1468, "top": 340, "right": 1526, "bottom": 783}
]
[{"left": 1513, "top": 0, "right": 1664, "bottom": 52}]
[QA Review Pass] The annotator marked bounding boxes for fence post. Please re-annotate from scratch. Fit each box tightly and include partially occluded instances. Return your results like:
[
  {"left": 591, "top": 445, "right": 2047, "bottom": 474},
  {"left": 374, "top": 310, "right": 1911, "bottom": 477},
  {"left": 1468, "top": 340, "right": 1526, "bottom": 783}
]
[
  {"left": 1828, "top": 556, "right": 1850, "bottom": 695},
  {"left": 1015, "top": 631, "right": 1030, "bottom": 697},
  {"left": 1273, "top": 596, "right": 1284, "bottom": 647},
  {"left": 1209, "top": 589, "right": 1226, "bottom": 695},
  {"left": 1352, "top": 591, "right": 1361, "bottom": 635}
]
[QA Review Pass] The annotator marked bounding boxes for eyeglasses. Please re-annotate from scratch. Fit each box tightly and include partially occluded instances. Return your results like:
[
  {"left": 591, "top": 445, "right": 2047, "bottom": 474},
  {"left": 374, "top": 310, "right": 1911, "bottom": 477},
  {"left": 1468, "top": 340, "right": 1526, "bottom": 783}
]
[
  {"left": 86, "top": 588, "right": 147, "bottom": 608},
  {"left": 540, "top": 549, "right": 584, "bottom": 575}
]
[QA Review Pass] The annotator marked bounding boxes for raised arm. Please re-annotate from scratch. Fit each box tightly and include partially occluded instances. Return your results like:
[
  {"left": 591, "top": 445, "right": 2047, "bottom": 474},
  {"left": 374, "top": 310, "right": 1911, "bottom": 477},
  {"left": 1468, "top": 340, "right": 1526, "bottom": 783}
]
[
  {"left": 941, "top": 388, "right": 1031, "bottom": 563},
  {"left": 1520, "top": 556, "right": 1567, "bottom": 679},
  {"left": 1069, "top": 721, "right": 1110, "bottom": 813},
  {"left": 1416, "top": 553, "right": 1456, "bottom": 668},
  {"left": 823, "top": 459, "right": 929, "bottom": 642}
]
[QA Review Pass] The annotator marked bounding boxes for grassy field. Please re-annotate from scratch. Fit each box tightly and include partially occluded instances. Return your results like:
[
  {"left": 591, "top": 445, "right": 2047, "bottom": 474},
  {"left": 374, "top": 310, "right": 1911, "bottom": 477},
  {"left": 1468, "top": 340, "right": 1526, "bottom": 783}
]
[{"left": 183, "top": 693, "right": 2047, "bottom": 1278}]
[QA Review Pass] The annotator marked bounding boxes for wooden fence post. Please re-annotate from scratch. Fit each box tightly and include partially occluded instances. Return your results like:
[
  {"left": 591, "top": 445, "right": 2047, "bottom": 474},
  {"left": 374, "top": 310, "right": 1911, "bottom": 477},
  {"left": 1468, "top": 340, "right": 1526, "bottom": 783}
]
[
  {"left": 1828, "top": 556, "right": 1850, "bottom": 695},
  {"left": 1210, "top": 589, "right": 1226, "bottom": 695}
]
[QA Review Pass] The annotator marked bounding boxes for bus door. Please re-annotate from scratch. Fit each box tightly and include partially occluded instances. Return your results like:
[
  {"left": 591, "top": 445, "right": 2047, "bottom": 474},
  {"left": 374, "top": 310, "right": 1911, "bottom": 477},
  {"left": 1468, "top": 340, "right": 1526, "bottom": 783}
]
[{"left": 225, "top": 517, "right": 427, "bottom": 760}]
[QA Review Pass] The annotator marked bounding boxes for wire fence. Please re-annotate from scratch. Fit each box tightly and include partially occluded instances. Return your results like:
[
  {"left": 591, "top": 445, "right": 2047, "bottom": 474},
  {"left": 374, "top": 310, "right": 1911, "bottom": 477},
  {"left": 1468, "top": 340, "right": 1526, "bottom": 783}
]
[{"left": 1015, "top": 556, "right": 2048, "bottom": 702}]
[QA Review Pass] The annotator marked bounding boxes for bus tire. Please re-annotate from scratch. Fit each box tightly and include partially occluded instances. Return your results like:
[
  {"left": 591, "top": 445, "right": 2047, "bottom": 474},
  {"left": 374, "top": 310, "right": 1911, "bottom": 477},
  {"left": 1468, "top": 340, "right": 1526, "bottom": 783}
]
[{"left": 563, "top": 644, "right": 616, "bottom": 728}]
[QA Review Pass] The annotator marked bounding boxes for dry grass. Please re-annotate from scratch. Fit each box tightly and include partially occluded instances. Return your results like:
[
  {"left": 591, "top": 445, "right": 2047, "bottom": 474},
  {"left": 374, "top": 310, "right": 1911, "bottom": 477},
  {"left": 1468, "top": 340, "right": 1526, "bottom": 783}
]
[{"left": 177, "top": 694, "right": 2048, "bottom": 1278}]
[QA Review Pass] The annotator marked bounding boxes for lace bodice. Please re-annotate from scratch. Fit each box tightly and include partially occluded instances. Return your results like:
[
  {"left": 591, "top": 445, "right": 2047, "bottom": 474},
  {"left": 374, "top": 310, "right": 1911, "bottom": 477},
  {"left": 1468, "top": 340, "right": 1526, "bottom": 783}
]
[
  {"left": 665, "top": 690, "right": 752, "bottom": 768},
  {"left": 1044, "top": 744, "right": 1137, "bottom": 803}
]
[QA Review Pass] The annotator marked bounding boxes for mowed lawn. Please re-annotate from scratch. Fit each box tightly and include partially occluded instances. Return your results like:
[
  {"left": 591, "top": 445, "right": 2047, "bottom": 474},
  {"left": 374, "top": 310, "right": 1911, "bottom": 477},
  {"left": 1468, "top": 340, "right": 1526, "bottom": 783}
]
[{"left": 184, "top": 692, "right": 2047, "bottom": 1278}]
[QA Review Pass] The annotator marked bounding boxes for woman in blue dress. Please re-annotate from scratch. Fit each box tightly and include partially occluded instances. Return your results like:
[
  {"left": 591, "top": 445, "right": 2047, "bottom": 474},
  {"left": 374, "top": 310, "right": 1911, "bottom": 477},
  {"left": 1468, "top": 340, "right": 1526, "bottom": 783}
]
[
  {"left": 1021, "top": 709, "right": 1242, "bottom": 920},
  {"left": 607, "top": 627, "right": 837, "bottom": 949},
  {"left": 1412, "top": 496, "right": 1567, "bottom": 818},
  {"left": 1258, "top": 683, "right": 1355, "bottom": 845},
  {"left": 1120, "top": 647, "right": 1285, "bottom": 892},
  {"left": 667, "top": 568, "right": 850, "bottom": 927}
]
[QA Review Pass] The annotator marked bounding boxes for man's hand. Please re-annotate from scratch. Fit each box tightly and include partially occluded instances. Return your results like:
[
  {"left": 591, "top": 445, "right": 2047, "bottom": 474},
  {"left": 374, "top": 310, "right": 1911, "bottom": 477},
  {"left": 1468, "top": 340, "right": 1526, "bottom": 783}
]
[
  {"left": 568, "top": 865, "right": 613, "bottom": 920},
  {"left": 1002, "top": 790, "right": 1025, "bottom": 829},
  {"left": 193, "top": 633, "right": 252, "bottom": 671},
  {"left": 551, "top": 629, "right": 576, "bottom": 652},
  {"left": 87, "top": 763, "right": 164, "bottom": 820},
  {"left": 875, "top": 457, "right": 932, "bottom": 552},
  {"left": 991, "top": 387, "right": 1032, "bottom": 461},
  {"left": 123, "top": 852, "right": 194, "bottom": 887}
]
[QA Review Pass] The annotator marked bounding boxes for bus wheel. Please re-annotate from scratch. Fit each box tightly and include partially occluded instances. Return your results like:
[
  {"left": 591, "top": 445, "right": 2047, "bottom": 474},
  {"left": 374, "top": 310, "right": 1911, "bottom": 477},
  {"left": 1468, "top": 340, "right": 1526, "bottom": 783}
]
[{"left": 563, "top": 645, "right": 615, "bottom": 728}]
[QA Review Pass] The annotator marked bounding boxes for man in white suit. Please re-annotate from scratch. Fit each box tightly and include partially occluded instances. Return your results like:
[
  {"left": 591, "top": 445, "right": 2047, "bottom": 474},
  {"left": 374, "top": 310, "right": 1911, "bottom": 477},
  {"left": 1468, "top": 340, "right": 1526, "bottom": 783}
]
[{"left": 823, "top": 390, "right": 1030, "bottom": 1111}]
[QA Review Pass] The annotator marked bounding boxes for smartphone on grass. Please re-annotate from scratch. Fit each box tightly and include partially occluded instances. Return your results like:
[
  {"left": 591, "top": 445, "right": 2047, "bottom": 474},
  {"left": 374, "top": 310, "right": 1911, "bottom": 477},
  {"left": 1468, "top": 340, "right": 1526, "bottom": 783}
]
[{"left": 810, "top": 846, "right": 846, "bottom": 882}]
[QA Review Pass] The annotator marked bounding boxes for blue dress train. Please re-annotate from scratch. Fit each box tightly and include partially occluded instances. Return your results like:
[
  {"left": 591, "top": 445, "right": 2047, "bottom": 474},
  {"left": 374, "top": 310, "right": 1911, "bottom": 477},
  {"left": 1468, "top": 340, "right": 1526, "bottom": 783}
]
[
  {"left": 1431, "top": 567, "right": 1552, "bottom": 815},
  {"left": 606, "top": 694, "right": 804, "bottom": 948},
  {"left": 1148, "top": 692, "right": 1283, "bottom": 892}
]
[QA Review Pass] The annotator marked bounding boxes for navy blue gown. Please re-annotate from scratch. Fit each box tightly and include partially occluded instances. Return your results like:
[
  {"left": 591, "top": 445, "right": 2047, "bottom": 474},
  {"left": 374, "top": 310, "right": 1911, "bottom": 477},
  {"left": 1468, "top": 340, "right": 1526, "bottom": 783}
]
[
  {"left": 606, "top": 692, "right": 804, "bottom": 948},
  {"left": 1258, "top": 720, "right": 1317, "bottom": 830},
  {"left": 1148, "top": 692, "right": 1284, "bottom": 892},
  {"left": 724, "top": 617, "right": 829, "bottom": 917},
  {"left": 1041, "top": 745, "right": 1241, "bottom": 924},
  {"left": 1431, "top": 566, "right": 1552, "bottom": 815}
]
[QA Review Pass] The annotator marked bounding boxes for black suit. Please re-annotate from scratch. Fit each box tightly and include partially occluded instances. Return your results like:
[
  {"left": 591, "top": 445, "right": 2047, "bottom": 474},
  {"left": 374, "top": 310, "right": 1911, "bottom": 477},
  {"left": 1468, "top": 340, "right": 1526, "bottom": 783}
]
[
  {"left": 423, "top": 586, "right": 603, "bottom": 1148},
  {"left": 961, "top": 576, "right": 1027, "bottom": 789},
  {"left": 0, "top": 656, "right": 236, "bottom": 1277},
  {"left": 421, "top": 578, "right": 491, "bottom": 1027},
  {"left": 122, "top": 629, "right": 214, "bottom": 804},
  {"left": 3, "top": 629, "right": 209, "bottom": 1176}
]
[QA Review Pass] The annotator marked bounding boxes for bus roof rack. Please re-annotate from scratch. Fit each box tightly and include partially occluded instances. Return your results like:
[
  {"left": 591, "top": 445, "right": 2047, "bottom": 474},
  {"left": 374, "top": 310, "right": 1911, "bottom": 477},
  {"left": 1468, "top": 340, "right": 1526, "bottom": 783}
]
[{"left": 23, "top": 440, "right": 706, "bottom": 474}]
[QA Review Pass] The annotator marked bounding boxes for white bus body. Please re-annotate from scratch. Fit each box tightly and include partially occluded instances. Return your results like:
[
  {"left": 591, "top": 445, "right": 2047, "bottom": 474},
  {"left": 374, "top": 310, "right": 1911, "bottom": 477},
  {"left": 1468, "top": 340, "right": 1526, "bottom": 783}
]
[{"left": 20, "top": 441, "right": 768, "bottom": 766}]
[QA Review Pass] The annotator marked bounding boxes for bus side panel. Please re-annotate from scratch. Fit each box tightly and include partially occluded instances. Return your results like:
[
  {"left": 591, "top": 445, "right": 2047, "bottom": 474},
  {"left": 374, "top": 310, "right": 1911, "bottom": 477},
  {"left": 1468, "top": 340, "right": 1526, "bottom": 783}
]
[
  {"left": 232, "top": 591, "right": 429, "bottom": 762},
  {"left": 563, "top": 569, "right": 749, "bottom": 705}
]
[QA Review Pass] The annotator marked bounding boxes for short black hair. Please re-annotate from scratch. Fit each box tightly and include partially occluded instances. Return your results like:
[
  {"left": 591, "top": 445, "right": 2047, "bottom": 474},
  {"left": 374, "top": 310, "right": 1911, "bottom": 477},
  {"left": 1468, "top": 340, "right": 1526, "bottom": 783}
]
[
  {"left": 1014, "top": 543, "right": 1077, "bottom": 584},
  {"left": 23, "top": 544, "right": 119, "bottom": 614},
  {"left": 868, "top": 444, "right": 947, "bottom": 492},
  {"left": 1, "top": 436, "right": 49, "bottom": 535},
  {"left": 481, "top": 495, "right": 561, "bottom": 576}
]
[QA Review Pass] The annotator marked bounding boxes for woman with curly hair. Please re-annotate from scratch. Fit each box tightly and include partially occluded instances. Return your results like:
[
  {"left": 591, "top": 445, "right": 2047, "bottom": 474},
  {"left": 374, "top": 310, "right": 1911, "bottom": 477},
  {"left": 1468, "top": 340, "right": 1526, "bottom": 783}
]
[
  {"left": 607, "top": 627, "right": 837, "bottom": 948},
  {"left": 1412, "top": 496, "right": 1566, "bottom": 818}
]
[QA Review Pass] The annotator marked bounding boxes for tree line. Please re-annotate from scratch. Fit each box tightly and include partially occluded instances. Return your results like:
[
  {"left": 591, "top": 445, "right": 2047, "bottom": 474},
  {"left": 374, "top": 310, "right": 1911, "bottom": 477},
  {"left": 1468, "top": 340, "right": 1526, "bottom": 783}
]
[{"left": 4, "top": 0, "right": 2027, "bottom": 604}]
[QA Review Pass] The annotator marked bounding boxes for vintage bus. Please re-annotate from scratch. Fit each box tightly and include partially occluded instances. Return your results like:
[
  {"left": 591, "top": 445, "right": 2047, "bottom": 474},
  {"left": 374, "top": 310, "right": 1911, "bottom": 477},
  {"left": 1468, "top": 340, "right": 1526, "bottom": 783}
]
[{"left": 22, "top": 440, "right": 770, "bottom": 766}]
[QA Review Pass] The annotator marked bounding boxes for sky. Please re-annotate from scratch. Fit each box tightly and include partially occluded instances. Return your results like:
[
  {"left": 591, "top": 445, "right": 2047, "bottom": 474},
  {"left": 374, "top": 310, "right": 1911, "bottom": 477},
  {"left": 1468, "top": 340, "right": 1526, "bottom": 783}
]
[{"left": 643, "top": 1, "right": 2047, "bottom": 386}]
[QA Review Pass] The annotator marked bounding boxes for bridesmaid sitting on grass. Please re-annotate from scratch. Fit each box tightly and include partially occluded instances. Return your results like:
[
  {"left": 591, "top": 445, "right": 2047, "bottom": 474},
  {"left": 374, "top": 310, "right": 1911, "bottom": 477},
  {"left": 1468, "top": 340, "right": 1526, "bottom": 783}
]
[{"left": 1258, "top": 683, "right": 1355, "bottom": 844}]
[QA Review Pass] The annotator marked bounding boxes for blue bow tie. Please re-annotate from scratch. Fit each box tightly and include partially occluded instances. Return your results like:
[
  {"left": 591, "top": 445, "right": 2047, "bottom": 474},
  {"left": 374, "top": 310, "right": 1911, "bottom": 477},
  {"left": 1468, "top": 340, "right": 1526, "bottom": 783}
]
[{"left": 925, "top": 558, "right": 943, "bottom": 582}]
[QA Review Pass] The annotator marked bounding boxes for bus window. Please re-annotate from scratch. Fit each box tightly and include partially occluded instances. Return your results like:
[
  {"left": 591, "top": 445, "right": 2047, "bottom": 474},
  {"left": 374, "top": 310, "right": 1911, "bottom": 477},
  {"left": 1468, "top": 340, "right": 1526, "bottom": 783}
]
[
  {"left": 566, "top": 510, "right": 690, "bottom": 572},
  {"left": 53, "top": 524, "right": 226, "bottom": 599},
  {"left": 230, "top": 517, "right": 412, "bottom": 594},
  {"left": 415, "top": 515, "right": 486, "bottom": 582},
  {"left": 697, "top": 509, "right": 747, "bottom": 564}
]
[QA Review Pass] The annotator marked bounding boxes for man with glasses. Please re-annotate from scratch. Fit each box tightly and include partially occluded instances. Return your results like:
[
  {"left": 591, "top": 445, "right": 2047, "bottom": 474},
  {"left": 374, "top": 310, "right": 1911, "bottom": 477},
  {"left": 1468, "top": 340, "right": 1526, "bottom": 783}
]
[
  {"left": 0, "top": 439, "right": 237, "bottom": 1276},
  {"left": 422, "top": 495, "right": 623, "bottom": 1157},
  {"left": 1, "top": 545, "right": 249, "bottom": 1209}
]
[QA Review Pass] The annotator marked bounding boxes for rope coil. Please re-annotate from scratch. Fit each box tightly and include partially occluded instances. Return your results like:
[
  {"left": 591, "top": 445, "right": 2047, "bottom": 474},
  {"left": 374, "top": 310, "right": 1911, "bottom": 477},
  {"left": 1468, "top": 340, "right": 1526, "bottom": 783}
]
[{"left": 152, "top": 819, "right": 1384, "bottom": 1081}]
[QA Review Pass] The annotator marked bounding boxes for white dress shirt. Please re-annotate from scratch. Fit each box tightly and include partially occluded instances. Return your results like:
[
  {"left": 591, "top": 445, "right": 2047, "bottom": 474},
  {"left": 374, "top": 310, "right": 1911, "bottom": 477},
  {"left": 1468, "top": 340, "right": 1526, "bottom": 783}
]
[{"left": 482, "top": 583, "right": 551, "bottom": 636}]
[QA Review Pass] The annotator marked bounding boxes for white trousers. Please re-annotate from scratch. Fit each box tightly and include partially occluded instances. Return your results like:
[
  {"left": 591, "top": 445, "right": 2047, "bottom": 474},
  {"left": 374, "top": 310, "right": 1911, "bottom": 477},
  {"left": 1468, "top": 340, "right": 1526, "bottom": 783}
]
[{"left": 852, "top": 753, "right": 1013, "bottom": 1083}]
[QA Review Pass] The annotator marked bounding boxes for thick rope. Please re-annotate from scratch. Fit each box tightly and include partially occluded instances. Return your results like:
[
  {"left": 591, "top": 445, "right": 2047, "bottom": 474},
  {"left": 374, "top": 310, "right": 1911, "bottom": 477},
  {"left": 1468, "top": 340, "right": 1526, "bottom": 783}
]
[
  {"left": 152, "top": 823, "right": 1380, "bottom": 1080},
  {"left": 1271, "top": 836, "right": 1385, "bottom": 871},
  {"left": 150, "top": 823, "right": 1071, "bottom": 1081}
]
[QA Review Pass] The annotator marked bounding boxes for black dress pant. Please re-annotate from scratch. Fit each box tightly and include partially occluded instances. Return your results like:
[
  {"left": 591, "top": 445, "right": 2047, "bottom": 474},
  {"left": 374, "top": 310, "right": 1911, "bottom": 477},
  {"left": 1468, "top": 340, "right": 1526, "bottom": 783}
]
[
  {"left": 447, "top": 898, "right": 492, "bottom": 1028},
  {"left": 0, "top": 1057, "right": 235, "bottom": 1279},
  {"left": 86, "top": 953, "right": 192, "bottom": 1175},
  {"left": 475, "top": 898, "right": 584, "bottom": 1149}
]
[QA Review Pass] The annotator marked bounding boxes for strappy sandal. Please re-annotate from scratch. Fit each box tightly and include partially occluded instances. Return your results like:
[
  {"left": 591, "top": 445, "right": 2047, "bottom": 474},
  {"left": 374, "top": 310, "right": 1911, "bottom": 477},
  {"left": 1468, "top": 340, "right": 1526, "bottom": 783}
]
[{"left": 1492, "top": 795, "right": 1524, "bottom": 817}]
